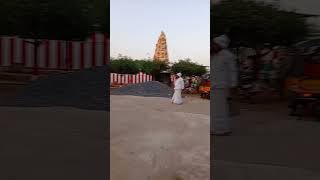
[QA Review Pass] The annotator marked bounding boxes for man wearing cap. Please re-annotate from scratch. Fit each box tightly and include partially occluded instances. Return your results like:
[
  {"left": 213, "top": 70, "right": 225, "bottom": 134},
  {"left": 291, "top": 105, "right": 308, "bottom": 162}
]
[
  {"left": 171, "top": 73, "right": 185, "bottom": 105},
  {"left": 211, "top": 35, "right": 238, "bottom": 136}
]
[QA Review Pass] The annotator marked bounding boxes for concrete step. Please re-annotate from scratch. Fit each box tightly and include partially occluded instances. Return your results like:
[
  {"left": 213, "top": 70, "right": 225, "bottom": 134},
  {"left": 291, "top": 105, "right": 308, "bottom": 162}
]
[
  {"left": 0, "top": 79, "right": 27, "bottom": 105},
  {"left": 0, "top": 80, "right": 29, "bottom": 85},
  {"left": 0, "top": 66, "right": 74, "bottom": 75},
  {"left": 0, "top": 72, "right": 37, "bottom": 82}
]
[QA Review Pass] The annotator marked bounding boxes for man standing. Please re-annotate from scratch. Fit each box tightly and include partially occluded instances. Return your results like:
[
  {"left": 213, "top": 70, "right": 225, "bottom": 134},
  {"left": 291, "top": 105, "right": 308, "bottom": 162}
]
[
  {"left": 171, "top": 73, "right": 185, "bottom": 105},
  {"left": 211, "top": 35, "right": 238, "bottom": 136}
]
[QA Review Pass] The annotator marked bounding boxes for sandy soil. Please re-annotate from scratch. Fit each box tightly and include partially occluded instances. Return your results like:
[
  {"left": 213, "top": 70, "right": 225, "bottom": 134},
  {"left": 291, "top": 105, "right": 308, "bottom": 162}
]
[{"left": 110, "top": 95, "right": 210, "bottom": 180}]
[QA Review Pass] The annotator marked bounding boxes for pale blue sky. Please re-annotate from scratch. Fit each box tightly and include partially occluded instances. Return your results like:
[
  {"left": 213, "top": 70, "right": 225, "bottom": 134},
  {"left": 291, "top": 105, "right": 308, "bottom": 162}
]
[{"left": 110, "top": 0, "right": 210, "bottom": 66}]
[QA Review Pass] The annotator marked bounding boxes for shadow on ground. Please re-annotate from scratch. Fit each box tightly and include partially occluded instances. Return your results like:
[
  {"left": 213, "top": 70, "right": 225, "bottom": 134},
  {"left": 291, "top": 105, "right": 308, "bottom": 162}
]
[
  {"left": 212, "top": 100, "right": 320, "bottom": 180},
  {"left": 0, "top": 107, "right": 108, "bottom": 180}
]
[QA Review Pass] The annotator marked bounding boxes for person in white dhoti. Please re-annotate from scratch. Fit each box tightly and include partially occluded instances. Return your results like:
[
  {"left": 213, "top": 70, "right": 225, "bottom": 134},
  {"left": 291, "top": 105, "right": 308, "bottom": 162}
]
[
  {"left": 171, "top": 73, "right": 184, "bottom": 105},
  {"left": 211, "top": 35, "right": 238, "bottom": 136}
]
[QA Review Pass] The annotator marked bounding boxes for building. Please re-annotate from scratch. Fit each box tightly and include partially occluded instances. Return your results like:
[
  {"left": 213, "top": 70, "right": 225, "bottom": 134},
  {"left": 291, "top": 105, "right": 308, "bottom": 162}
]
[{"left": 153, "top": 31, "right": 169, "bottom": 63}]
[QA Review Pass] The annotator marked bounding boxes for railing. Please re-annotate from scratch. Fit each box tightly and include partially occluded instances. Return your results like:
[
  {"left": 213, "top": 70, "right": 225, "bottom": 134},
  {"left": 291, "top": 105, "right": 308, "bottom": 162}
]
[{"left": 110, "top": 72, "right": 154, "bottom": 85}]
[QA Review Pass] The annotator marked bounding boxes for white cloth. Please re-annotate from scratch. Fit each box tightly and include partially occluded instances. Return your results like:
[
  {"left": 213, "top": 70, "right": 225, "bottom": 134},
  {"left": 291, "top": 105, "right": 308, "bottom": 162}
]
[
  {"left": 172, "top": 89, "right": 183, "bottom": 105},
  {"left": 211, "top": 49, "right": 238, "bottom": 133},
  {"left": 211, "top": 88, "right": 230, "bottom": 133},
  {"left": 172, "top": 77, "right": 184, "bottom": 104},
  {"left": 212, "top": 49, "right": 238, "bottom": 89},
  {"left": 213, "top": 35, "right": 230, "bottom": 49},
  {"left": 174, "top": 77, "right": 184, "bottom": 90}
]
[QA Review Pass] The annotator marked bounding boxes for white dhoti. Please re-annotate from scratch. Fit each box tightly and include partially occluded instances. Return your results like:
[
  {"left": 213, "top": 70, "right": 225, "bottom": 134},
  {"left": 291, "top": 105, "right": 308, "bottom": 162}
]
[
  {"left": 171, "top": 89, "right": 183, "bottom": 105},
  {"left": 211, "top": 88, "right": 231, "bottom": 133},
  {"left": 211, "top": 35, "right": 238, "bottom": 134}
]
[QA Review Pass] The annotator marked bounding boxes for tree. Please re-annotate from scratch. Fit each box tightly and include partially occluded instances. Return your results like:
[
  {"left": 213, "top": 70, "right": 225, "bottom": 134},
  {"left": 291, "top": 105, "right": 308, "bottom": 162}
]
[
  {"left": 110, "top": 57, "right": 139, "bottom": 74},
  {"left": 110, "top": 55, "right": 170, "bottom": 76},
  {"left": 171, "top": 59, "right": 207, "bottom": 76},
  {"left": 211, "top": 0, "right": 311, "bottom": 47},
  {"left": 0, "top": 0, "right": 108, "bottom": 73},
  {"left": 135, "top": 60, "right": 156, "bottom": 75},
  {"left": 0, "top": 0, "right": 108, "bottom": 39}
]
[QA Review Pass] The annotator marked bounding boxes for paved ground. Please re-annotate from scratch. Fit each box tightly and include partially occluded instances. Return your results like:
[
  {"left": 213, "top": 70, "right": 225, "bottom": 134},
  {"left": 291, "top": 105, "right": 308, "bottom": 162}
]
[
  {"left": 3, "top": 81, "right": 320, "bottom": 179},
  {"left": 0, "top": 84, "right": 24, "bottom": 105},
  {"left": 212, "top": 101, "right": 320, "bottom": 180},
  {"left": 0, "top": 107, "right": 108, "bottom": 180},
  {"left": 0, "top": 75, "right": 109, "bottom": 180},
  {"left": 110, "top": 95, "right": 210, "bottom": 180}
]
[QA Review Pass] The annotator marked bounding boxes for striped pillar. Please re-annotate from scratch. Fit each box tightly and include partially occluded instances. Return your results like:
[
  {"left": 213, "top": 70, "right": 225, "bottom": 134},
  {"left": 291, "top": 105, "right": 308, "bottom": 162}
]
[
  {"left": 0, "top": 37, "right": 9, "bottom": 66},
  {"left": 14, "top": 37, "right": 22, "bottom": 64},
  {"left": 80, "top": 42, "right": 85, "bottom": 69},
  {"left": 0, "top": 37, "right": 2, "bottom": 66},
  {"left": 57, "top": 41, "right": 62, "bottom": 69},
  {"left": 67, "top": 41, "right": 73, "bottom": 70},
  {"left": 103, "top": 33, "right": 108, "bottom": 65},
  {"left": 92, "top": 33, "right": 96, "bottom": 67},
  {"left": 9, "top": 37, "right": 15, "bottom": 65},
  {"left": 21, "top": 39, "right": 26, "bottom": 66},
  {"left": 72, "top": 41, "right": 80, "bottom": 69},
  {"left": 48, "top": 40, "right": 57, "bottom": 69}
]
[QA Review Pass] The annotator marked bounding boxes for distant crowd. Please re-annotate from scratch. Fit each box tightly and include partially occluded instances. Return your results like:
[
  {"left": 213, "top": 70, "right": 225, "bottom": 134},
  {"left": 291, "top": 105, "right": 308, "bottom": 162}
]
[{"left": 235, "top": 44, "right": 291, "bottom": 97}]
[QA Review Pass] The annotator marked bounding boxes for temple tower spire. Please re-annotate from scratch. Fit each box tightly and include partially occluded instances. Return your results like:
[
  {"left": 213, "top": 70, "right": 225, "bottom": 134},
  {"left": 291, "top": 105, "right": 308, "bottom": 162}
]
[{"left": 153, "top": 31, "right": 169, "bottom": 63}]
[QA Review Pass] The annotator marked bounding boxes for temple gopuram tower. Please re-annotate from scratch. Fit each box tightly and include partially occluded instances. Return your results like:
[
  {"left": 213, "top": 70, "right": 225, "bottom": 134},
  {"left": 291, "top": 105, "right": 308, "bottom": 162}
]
[{"left": 153, "top": 31, "right": 169, "bottom": 63}]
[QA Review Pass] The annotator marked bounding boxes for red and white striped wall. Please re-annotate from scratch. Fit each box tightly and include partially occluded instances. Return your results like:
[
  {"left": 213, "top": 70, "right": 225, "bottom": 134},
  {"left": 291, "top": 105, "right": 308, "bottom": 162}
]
[
  {"left": 110, "top": 72, "right": 154, "bottom": 85},
  {"left": 0, "top": 33, "right": 109, "bottom": 70}
]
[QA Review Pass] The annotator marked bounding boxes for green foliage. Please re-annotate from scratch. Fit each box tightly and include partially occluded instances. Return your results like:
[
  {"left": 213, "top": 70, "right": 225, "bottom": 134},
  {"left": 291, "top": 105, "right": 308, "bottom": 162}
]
[
  {"left": 110, "top": 56, "right": 170, "bottom": 75},
  {"left": 135, "top": 60, "right": 156, "bottom": 75},
  {"left": 110, "top": 56, "right": 139, "bottom": 74},
  {"left": 0, "top": 0, "right": 108, "bottom": 40},
  {"left": 212, "top": 0, "right": 310, "bottom": 47},
  {"left": 153, "top": 61, "right": 170, "bottom": 74},
  {"left": 111, "top": 56, "right": 206, "bottom": 77},
  {"left": 171, "top": 59, "right": 207, "bottom": 76}
]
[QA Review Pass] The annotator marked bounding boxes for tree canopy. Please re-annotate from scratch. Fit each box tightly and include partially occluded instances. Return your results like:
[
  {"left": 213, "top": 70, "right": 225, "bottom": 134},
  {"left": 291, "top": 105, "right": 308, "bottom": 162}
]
[
  {"left": 110, "top": 56, "right": 169, "bottom": 75},
  {"left": 0, "top": 0, "right": 109, "bottom": 40},
  {"left": 110, "top": 56, "right": 140, "bottom": 74},
  {"left": 171, "top": 59, "right": 207, "bottom": 76},
  {"left": 212, "top": 0, "right": 312, "bottom": 47},
  {"left": 135, "top": 60, "right": 169, "bottom": 75}
]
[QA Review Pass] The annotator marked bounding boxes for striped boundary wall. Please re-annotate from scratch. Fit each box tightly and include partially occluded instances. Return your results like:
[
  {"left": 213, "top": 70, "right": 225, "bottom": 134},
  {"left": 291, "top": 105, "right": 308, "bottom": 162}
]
[
  {"left": 0, "top": 33, "right": 109, "bottom": 70},
  {"left": 110, "top": 72, "right": 154, "bottom": 85}
]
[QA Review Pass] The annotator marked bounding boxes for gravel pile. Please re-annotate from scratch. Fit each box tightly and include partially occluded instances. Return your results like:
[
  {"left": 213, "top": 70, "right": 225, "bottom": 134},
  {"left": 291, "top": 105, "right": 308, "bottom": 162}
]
[
  {"left": 12, "top": 66, "right": 108, "bottom": 111},
  {"left": 111, "top": 81, "right": 174, "bottom": 98}
]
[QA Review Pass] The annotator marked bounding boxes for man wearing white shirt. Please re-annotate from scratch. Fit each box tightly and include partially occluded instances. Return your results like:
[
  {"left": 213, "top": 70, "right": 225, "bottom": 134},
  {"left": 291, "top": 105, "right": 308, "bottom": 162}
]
[
  {"left": 171, "top": 73, "right": 185, "bottom": 105},
  {"left": 211, "top": 35, "right": 238, "bottom": 136}
]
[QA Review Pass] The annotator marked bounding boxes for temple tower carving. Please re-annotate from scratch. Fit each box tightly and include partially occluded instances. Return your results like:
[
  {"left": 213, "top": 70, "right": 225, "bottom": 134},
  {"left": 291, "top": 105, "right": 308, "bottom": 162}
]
[{"left": 153, "top": 31, "right": 169, "bottom": 63}]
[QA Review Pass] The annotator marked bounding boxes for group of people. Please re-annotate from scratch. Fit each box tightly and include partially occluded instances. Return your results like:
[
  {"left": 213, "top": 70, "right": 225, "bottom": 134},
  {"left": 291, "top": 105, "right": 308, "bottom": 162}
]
[
  {"left": 171, "top": 74, "right": 202, "bottom": 104},
  {"left": 171, "top": 34, "right": 238, "bottom": 136},
  {"left": 185, "top": 76, "right": 201, "bottom": 89},
  {"left": 171, "top": 74, "right": 201, "bottom": 104},
  {"left": 173, "top": 34, "right": 290, "bottom": 136},
  {"left": 238, "top": 45, "right": 290, "bottom": 98}
]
